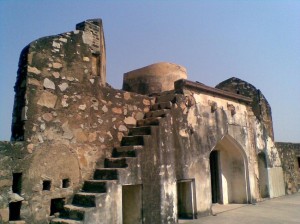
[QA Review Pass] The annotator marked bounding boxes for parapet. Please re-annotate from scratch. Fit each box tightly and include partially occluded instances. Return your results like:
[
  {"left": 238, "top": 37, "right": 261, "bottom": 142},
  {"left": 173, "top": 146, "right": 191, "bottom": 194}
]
[
  {"left": 11, "top": 19, "right": 107, "bottom": 141},
  {"left": 122, "top": 62, "right": 187, "bottom": 95},
  {"left": 216, "top": 77, "right": 274, "bottom": 140}
]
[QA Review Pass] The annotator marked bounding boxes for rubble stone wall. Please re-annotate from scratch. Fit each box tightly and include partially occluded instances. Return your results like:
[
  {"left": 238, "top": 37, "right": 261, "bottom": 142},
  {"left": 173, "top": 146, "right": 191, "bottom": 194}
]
[
  {"left": 6, "top": 20, "right": 152, "bottom": 223},
  {"left": 0, "top": 142, "right": 28, "bottom": 223},
  {"left": 276, "top": 142, "right": 300, "bottom": 194},
  {"left": 216, "top": 77, "right": 274, "bottom": 141}
]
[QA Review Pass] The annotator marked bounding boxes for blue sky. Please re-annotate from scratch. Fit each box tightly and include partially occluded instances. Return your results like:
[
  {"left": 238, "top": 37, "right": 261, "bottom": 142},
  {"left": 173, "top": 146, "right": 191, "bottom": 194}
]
[{"left": 0, "top": 0, "right": 299, "bottom": 142}]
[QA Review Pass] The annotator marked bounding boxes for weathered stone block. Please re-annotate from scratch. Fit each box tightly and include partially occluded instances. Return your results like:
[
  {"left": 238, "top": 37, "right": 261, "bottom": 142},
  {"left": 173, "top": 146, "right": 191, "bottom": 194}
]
[
  {"left": 43, "top": 78, "right": 55, "bottom": 90},
  {"left": 124, "top": 117, "right": 136, "bottom": 125},
  {"left": 0, "top": 179, "right": 11, "bottom": 188},
  {"left": 28, "top": 66, "right": 41, "bottom": 75},
  {"left": 0, "top": 208, "right": 9, "bottom": 222},
  {"left": 52, "top": 62, "right": 63, "bottom": 69},
  {"left": 37, "top": 91, "right": 57, "bottom": 108}
]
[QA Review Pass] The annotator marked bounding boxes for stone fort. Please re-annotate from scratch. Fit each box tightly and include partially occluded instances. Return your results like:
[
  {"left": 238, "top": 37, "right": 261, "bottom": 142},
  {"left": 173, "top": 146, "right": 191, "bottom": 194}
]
[{"left": 0, "top": 19, "right": 299, "bottom": 224}]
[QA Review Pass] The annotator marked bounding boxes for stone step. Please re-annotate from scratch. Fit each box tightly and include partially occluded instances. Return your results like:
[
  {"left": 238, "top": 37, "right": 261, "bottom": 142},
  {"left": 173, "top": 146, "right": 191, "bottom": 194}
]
[
  {"left": 72, "top": 192, "right": 97, "bottom": 207},
  {"left": 93, "top": 168, "right": 119, "bottom": 180},
  {"left": 104, "top": 157, "right": 130, "bottom": 168},
  {"left": 128, "top": 126, "right": 151, "bottom": 136},
  {"left": 112, "top": 145, "right": 143, "bottom": 158},
  {"left": 121, "top": 135, "right": 144, "bottom": 146},
  {"left": 51, "top": 218, "right": 83, "bottom": 224},
  {"left": 61, "top": 204, "right": 88, "bottom": 221},
  {"left": 137, "top": 117, "right": 161, "bottom": 127},
  {"left": 151, "top": 101, "right": 172, "bottom": 110},
  {"left": 144, "top": 109, "right": 168, "bottom": 118},
  {"left": 82, "top": 180, "right": 110, "bottom": 193}
]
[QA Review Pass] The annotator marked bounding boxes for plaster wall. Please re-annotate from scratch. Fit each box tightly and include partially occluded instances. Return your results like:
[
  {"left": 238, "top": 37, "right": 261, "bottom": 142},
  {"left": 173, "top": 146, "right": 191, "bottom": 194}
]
[
  {"left": 166, "top": 82, "right": 278, "bottom": 217},
  {"left": 215, "top": 138, "right": 248, "bottom": 204},
  {"left": 83, "top": 183, "right": 122, "bottom": 224},
  {"left": 167, "top": 98, "right": 246, "bottom": 216},
  {"left": 139, "top": 119, "right": 178, "bottom": 223},
  {"left": 267, "top": 167, "right": 285, "bottom": 198}
]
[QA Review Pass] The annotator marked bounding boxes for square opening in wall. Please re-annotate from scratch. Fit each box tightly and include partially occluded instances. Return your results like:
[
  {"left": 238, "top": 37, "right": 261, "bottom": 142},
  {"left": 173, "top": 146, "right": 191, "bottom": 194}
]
[
  {"left": 9, "top": 201, "right": 22, "bottom": 221},
  {"left": 177, "top": 179, "right": 197, "bottom": 219},
  {"left": 12, "top": 173, "right": 22, "bottom": 194},
  {"left": 43, "top": 180, "right": 51, "bottom": 191},
  {"left": 62, "top": 178, "right": 70, "bottom": 188},
  {"left": 50, "top": 198, "right": 65, "bottom": 216},
  {"left": 122, "top": 184, "right": 142, "bottom": 224}
]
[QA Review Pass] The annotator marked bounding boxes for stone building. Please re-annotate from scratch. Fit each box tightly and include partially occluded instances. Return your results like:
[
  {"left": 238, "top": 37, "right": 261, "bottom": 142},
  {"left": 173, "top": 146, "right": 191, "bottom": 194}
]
[{"left": 0, "top": 19, "right": 299, "bottom": 224}]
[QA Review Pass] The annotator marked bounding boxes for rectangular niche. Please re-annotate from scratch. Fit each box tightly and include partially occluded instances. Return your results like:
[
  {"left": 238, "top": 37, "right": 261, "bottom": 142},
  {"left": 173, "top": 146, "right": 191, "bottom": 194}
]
[
  {"left": 50, "top": 198, "right": 65, "bottom": 216},
  {"left": 92, "top": 54, "right": 100, "bottom": 76},
  {"left": 12, "top": 173, "right": 22, "bottom": 194},
  {"left": 177, "top": 179, "right": 197, "bottom": 219},
  {"left": 122, "top": 184, "right": 143, "bottom": 224},
  {"left": 43, "top": 180, "right": 51, "bottom": 191},
  {"left": 62, "top": 178, "right": 70, "bottom": 188},
  {"left": 9, "top": 201, "right": 22, "bottom": 221}
]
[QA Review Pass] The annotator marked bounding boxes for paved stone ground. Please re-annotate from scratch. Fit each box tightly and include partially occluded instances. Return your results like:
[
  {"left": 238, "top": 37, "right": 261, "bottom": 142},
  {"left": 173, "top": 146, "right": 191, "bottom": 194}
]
[{"left": 179, "top": 193, "right": 300, "bottom": 224}]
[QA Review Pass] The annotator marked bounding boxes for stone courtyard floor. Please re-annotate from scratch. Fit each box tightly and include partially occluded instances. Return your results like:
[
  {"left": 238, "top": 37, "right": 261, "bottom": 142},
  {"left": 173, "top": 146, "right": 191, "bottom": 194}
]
[{"left": 179, "top": 192, "right": 300, "bottom": 224}]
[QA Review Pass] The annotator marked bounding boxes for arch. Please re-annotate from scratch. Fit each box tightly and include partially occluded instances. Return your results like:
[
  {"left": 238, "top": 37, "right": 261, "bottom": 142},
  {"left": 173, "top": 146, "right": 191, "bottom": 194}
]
[{"left": 209, "top": 135, "right": 250, "bottom": 204}]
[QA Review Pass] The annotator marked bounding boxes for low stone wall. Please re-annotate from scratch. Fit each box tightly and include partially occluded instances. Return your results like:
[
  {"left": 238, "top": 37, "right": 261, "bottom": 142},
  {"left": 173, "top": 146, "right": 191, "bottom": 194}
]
[
  {"left": 276, "top": 142, "right": 300, "bottom": 194},
  {"left": 0, "top": 142, "right": 28, "bottom": 223}
]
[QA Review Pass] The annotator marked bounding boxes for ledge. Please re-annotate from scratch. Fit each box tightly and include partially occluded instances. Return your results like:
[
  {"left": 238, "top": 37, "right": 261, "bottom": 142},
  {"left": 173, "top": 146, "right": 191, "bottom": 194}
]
[{"left": 174, "top": 79, "right": 252, "bottom": 104}]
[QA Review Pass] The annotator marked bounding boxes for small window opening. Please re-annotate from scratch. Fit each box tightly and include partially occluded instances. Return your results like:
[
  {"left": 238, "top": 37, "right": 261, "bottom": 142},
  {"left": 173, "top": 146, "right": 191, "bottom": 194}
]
[
  {"left": 236, "top": 90, "right": 240, "bottom": 94},
  {"left": 12, "top": 173, "right": 22, "bottom": 194},
  {"left": 50, "top": 198, "right": 65, "bottom": 216},
  {"left": 9, "top": 201, "right": 22, "bottom": 221},
  {"left": 43, "top": 180, "right": 51, "bottom": 191},
  {"left": 62, "top": 178, "right": 70, "bottom": 188},
  {"left": 297, "top": 157, "right": 300, "bottom": 169}
]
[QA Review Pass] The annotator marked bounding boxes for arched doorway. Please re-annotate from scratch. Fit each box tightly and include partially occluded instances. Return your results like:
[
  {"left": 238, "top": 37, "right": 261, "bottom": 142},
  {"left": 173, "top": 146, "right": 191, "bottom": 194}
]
[
  {"left": 258, "top": 152, "right": 269, "bottom": 198},
  {"left": 209, "top": 135, "right": 249, "bottom": 204}
]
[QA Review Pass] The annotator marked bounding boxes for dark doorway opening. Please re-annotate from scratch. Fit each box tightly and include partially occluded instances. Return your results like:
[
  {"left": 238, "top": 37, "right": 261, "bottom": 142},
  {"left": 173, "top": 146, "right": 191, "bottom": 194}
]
[
  {"left": 210, "top": 150, "right": 220, "bottom": 203},
  {"left": 50, "top": 198, "right": 65, "bottom": 216},
  {"left": 9, "top": 201, "right": 21, "bottom": 221},
  {"left": 177, "top": 179, "right": 197, "bottom": 219},
  {"left": 12, "top": 173, "right": 22, "bottom": 194},
  {"left": 297, "top": 157, "right": 300, "bottom": 169},
  {"left": 122, "top": 184, "right": 142, "bottom": 224}
]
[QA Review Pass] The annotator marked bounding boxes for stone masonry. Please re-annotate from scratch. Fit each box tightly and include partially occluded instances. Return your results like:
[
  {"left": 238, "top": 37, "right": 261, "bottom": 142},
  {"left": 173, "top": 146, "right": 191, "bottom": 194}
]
[{"left": 0, "top": 19, "right": 299, "bottom": 224}]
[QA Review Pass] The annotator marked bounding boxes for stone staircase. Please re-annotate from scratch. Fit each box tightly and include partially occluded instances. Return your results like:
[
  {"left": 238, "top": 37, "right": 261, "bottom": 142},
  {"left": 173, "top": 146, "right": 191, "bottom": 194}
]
[{"left": 50, "top": 93, "right": 176, "bottom": 224}]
